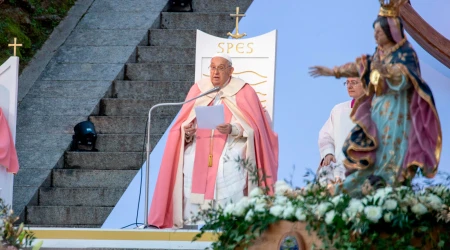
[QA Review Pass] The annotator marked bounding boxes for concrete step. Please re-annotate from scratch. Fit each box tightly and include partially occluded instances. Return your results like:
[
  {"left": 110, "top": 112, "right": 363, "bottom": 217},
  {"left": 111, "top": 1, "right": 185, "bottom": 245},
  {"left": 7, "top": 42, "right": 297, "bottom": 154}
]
[
  {"left": 192, "top": 0, "right": 253, "bottom": 13},
  {"left": 90, "top": 115, "right": 174, "bottom": 135},
  {"left": 100, "top": 98, "right": 181, "bottom": 116},
  {"left": 125, "top": 63, "right": 194, "bottom": 81},
  {"left": 161, "top": 12, "right": 235, "bottom": 30},
  {"left": 65, "top": 152, "right": 143, "bottom": 170},
  {"left": 112, "top": 80, "right": 192, "bottom": 99},
  {"left": 137, "top": 46, "right": 195, "bottom": 64},
  {"left": 39, "top": 187, "right": 126, "bottom": 206},
  {"left": 52, "top": 169, "right": 138, "bottom": 188},
  {"left": 96, "top": 133, "right": 163, "bottom": 152},
  {"left": 148, "top": 29, "right": 229, "bottom": 47},
  {"left": 96, "top": 134, "right": 144, "bottom": 152},
  {"left": 26, "top": 206, "right": 113, "bottom": 226}
]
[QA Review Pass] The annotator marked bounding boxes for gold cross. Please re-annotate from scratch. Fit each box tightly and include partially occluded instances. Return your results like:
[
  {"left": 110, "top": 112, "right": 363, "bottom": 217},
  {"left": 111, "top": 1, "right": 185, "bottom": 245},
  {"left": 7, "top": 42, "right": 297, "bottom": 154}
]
[
  {"left": 8, "top": 37, "right": 22, "bottom": 57},
  {"left": 227, "top": 7, "right": 247, "bottom": 39}
]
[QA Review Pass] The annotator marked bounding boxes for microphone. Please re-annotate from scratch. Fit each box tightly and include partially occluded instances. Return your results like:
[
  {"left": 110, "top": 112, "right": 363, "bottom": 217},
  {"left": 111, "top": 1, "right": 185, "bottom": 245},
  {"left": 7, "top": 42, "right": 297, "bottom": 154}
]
[
  {"left": 142, "top": 86, "right": 220, "bottom": 228},
  {"left": 185, "top": 86, "right": 220, "bottom": 102}
]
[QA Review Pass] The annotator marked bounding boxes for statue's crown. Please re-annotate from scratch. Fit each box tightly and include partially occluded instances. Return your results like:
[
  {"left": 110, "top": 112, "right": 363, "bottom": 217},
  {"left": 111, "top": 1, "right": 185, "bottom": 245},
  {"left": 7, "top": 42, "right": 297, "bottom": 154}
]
[{"left": 378, "top": 0, "right": 408, "bottom": 17}]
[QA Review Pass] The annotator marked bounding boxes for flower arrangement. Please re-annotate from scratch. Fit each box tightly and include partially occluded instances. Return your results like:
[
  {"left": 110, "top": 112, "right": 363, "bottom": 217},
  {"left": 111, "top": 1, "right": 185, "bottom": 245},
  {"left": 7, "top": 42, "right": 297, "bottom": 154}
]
[
  {"left": 192, "top": 170, "right": 450, "bottom": 249},
  {"left": 0, "top": 198, "right": 41, "bottom": 250}
]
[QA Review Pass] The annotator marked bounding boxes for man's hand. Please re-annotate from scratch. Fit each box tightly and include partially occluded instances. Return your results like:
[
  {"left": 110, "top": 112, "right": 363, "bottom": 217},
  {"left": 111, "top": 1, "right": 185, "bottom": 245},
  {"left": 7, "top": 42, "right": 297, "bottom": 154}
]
[
  {"left": 321, "top": 154, "right": 336, "bottom": 167},
  {"left": 216, "top": 123, "right": 232, "bottom": 134},
  {"left": 184, "top": 123, "right": 196, "bottom": 136}
]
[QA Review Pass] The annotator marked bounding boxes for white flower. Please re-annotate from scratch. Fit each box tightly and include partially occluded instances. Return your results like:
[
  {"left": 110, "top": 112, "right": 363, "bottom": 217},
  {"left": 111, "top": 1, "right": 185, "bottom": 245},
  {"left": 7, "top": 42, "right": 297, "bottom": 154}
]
[
  {"left": 422, "top": 194, "right": 443, "bottom": 211},
  {"left": 349, "top": 199, "right": 365, "bottom": 211},
  {"left": 274, "top": 195, "right": 288, "bottom": 205},
  {"left": 296, "top": 195, "right": 305, "bottom": 202},
  {"left": 325, "top": 210, "right": 336, "bottom": 225},
  {"left": 411, "top": 203, "right": 428, "bottom": 216},
  {"left": 361, "top": 196, "right": 370, "bottom": 205},
  {"left": 249, "top": 187, "right": 263, "bottom": 197},
  {"left": 384, "top": 212, "right": 393, "bottom": 223},
  {"left": 237, "top": 196, "right": 249, "bottom": 207},
  {"left": 274, "top": 180, "right": 292, "bottom": 195},
  {"left": 374, "top": 187, "right": 393, "bottom": 205},
  {"left": 377, "top": 187, "right": 393, "bottom": 196},
  {"left": 270, "top": 205, "right": 284, "bottom": 217},
  {"left": 398, "top": 186, "right": 410, "bottom": 191},
  {"left": 315, "top": 202, "right": 332, "bottom": 218},
  {"left": 254, "top": 203, "right": 266, "bottom": 213},
  {"left": 233, "top": 197, "right": 250, "bottom": 216},
  {"left": 249, "top": 196, "right": 266, "bottom": 206},
  {"left": 295, "top": 208, "right": 306, "bottom": 221},
  {"left": 224, "top": 203, "right": 235, "bottom": 216},
  {"left": 364, "top": 206, "right": 383, "bottom": 223},
  {"left": 345, "top": 199, "right": 364, "bottom": 220},
  {"left": 245, "top": 210, "right": 255, "bottom": 222},
  {"left": 383, "top": 199, "right": 398, "bottom": 211},
  {"left": 331, "top": 194, "right": 343, "bottom": 206},
  {"left": 283, "top": 204, "right": 295, "bottom": 219}
]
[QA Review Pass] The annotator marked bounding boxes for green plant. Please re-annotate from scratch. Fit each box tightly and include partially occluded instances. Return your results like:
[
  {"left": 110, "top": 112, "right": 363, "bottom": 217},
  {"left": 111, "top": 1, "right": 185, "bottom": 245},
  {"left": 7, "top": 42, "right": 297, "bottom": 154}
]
[
  {"left": 0, "top": 199, "right": 41, "bottom": 249},
  {"left": 192, "top": 165, "right": 450, "bottom": 250},
  {"left": 0, "top": 0, "right": 75, "bottom": 70}
]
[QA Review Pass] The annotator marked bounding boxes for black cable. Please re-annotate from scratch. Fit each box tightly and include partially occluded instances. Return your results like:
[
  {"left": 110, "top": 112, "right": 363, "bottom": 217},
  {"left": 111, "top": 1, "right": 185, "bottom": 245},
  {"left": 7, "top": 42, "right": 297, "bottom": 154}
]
[
  {"left": 121, "top": 222, "right": 144, "bottom": 229},
  {"left": 120, "top": 116, "right": 148, "bottom": 229}
]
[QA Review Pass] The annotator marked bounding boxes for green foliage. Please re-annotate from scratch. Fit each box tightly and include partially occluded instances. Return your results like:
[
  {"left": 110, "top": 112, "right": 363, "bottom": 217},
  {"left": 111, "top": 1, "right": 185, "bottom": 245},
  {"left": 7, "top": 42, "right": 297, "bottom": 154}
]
[
  {"left": 0, "top": 0, "right": 75, "bottom": 70},
  {"left": 0, "top": 198, "right": 41, "bottom": 249}
]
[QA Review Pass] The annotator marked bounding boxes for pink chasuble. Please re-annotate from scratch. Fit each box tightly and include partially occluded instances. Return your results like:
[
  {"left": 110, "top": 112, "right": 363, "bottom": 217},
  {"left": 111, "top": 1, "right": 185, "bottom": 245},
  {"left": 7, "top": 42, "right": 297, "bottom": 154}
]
[
  {"left": 148, "top": 80, "right": 279, "bottom": 229},
  {"left": 0, "top": 108, "right": 19, "bottom": 174},
  {"left": 190, "top": 102, "right": 232, "bottom": 202}
]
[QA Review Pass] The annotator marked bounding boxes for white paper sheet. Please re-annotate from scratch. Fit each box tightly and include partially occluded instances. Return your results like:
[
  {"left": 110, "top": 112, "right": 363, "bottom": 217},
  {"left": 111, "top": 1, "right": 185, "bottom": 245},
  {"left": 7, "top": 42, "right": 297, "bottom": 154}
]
[{"left": 195, "top": 104, "right": 225, "bottom": 129}]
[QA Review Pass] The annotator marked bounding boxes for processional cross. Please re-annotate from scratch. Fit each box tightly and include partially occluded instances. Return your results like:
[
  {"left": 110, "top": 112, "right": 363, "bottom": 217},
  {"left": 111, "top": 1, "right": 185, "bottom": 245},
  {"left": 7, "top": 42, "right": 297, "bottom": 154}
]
[
  {"left": 227, "top": 7, "right": 247, "bottom": 39},
  {"left": 8, "top": 38, "right": 22, "bottom": 57}
]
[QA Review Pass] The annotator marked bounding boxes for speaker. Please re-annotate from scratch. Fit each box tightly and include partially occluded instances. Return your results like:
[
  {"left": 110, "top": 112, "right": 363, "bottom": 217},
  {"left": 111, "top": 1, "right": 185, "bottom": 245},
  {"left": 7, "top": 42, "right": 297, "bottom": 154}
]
[
  {"left": 71, "top": 121, "right": 98, "bottom": 151},
  {"left": 168, "top": 0, "right": 193, "bottom": 12}
]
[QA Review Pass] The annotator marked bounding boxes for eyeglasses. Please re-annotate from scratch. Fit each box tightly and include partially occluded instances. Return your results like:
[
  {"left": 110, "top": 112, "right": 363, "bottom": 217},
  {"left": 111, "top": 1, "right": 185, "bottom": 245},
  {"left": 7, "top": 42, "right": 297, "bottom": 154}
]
[
  {"left": 344, "top": 80, "right": 360, "bottom": 87},
  {"left": 209, "top": 65, "right": 229, "bottom": 72}
]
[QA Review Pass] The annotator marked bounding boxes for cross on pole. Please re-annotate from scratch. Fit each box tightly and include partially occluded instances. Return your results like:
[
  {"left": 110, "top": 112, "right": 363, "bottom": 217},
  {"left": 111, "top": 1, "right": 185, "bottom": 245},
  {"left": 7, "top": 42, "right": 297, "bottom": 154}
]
[
  {"left": 227, "top": 7, "right": 247, "bottom": 39},
  {"left": 8, "top": 37, "right": 22, "bottom": 57}
]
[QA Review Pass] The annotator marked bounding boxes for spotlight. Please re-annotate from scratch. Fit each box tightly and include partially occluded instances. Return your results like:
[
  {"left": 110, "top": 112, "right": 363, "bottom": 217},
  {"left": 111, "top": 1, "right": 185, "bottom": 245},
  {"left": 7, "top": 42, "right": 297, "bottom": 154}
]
[
  {"left": 168, "top": 0, "right": 193, "bottom": 12},
  {"left": 71, "top": 121, "right": 98, "bottom": 151}
]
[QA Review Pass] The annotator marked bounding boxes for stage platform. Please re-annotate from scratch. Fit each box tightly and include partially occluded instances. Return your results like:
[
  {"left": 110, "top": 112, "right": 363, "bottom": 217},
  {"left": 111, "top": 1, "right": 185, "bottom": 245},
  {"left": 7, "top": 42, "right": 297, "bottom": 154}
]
[{"left": 31, "top": 228, "right": 215, "bottom": 249}]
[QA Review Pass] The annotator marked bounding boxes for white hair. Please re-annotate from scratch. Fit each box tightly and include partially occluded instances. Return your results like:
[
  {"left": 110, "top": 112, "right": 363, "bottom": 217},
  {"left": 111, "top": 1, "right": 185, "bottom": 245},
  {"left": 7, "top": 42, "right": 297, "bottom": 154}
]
[{"left": 212, "top": 53, "right": 232, "bottom": 66}]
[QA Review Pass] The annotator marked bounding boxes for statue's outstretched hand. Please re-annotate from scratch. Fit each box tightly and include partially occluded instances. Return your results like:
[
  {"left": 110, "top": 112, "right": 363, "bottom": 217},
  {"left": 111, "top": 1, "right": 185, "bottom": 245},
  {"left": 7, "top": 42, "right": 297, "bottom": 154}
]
[{"left": 309, "top": 66, "right": 334, "bottom": 78}]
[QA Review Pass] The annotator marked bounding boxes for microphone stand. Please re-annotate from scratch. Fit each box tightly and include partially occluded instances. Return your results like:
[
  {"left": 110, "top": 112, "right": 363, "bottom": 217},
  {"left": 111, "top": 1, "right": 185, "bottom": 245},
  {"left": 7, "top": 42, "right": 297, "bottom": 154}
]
[{"left": 142, "top": 86, "right": 220, "bottom": 228}]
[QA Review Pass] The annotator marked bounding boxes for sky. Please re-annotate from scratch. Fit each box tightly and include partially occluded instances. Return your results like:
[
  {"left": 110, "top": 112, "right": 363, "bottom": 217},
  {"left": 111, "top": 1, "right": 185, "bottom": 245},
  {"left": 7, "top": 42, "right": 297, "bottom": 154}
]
[{"left": 103, "top": 0, "right": 450, "bottom": 228}]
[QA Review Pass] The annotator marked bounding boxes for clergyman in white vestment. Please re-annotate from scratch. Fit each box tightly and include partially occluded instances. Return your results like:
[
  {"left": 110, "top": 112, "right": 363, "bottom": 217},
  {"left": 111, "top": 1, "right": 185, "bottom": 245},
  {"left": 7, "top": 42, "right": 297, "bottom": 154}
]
[
  {"left": 183, "top": 55, "right": 277, "bottom": 223},
  {"left": 317, "top": 78, "right": 364, "bottom": 185},
  {"left": 147, "top": 53, "right": 278, "bottom": 229}
]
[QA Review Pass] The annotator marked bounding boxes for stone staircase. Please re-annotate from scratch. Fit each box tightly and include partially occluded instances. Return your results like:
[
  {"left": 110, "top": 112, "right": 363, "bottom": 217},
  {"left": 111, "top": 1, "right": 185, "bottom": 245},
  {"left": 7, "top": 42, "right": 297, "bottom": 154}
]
[{"left": 24, "top": 0, "right": 253, "bottom": 227}]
